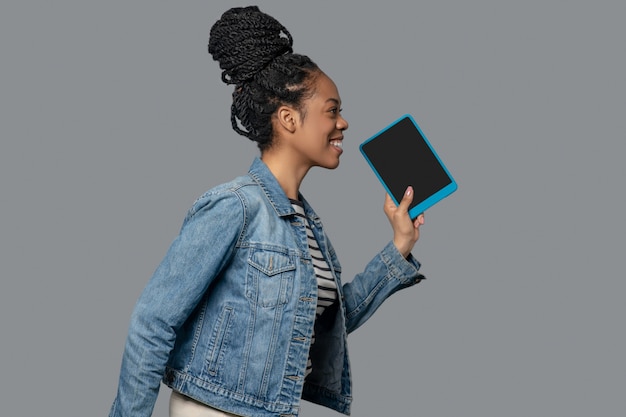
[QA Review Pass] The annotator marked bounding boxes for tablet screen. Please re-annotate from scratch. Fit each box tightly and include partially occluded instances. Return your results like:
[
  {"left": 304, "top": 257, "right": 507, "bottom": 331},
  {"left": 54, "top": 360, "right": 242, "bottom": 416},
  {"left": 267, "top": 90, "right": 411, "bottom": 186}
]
[{"left": 360, "top": 115, "right": 457, "bottom": 217}]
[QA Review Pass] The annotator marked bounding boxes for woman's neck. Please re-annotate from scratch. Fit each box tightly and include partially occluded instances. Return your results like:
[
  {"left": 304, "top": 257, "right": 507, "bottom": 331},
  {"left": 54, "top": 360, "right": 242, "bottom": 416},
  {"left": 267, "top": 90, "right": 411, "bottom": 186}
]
[{"left": 261, "top": 151, "right": 310, "bottom": 200}]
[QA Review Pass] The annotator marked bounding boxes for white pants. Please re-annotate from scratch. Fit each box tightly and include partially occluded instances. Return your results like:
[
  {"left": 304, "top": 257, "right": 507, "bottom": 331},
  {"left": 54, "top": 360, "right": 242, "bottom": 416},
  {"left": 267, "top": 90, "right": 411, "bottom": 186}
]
[{"left": 169, "top": 390, "right": 240, "bottom": 417}]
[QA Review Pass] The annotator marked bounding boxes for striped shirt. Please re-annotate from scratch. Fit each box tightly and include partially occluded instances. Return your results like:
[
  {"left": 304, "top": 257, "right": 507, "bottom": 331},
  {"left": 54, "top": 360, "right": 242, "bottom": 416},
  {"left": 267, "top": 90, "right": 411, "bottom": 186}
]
[{"left": 291, "top": 200, "right": 337, "bottom": 378}]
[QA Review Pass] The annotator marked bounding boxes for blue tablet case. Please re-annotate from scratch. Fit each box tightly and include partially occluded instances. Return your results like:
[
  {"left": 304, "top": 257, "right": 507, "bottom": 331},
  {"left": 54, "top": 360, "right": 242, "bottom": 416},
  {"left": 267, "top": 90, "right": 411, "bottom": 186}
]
[{"left": 359, "top": 114, "right": 457, "bottom": 219}]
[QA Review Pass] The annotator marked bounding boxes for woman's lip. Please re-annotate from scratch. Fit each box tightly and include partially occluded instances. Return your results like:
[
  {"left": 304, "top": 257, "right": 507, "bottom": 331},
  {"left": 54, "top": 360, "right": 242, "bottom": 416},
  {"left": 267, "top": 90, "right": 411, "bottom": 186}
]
[{"left": 330, "top": 139, "right": 343, "bottom": 154}]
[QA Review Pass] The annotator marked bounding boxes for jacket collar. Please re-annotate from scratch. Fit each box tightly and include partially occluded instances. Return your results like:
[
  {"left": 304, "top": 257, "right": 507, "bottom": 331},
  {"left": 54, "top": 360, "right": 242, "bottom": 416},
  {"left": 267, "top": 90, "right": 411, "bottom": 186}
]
[
  {"left": 248, "top": 157, "right": 297, "bottom": 218},
  {"left": 247, "top": 157, "right": 321, "bottom": 222}
]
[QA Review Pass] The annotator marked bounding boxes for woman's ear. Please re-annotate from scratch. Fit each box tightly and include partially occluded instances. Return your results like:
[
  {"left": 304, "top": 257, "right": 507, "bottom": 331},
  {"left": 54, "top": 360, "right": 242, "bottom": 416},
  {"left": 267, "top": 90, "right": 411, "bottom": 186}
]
[{"left": 276, "top": 105, "right": 298, "bottom": 134}]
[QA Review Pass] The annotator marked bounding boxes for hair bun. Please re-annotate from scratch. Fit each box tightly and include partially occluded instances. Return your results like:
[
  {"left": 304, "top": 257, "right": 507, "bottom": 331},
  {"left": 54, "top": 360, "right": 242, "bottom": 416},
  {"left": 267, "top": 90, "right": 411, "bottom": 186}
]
[{"left": 208, "top": 6, "right": 294, "bottom": 85}]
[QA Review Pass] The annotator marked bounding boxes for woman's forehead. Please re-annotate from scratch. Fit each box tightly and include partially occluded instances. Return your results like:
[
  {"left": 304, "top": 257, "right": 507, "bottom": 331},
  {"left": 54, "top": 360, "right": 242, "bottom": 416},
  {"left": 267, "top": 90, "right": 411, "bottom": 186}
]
[{"left": 310, "top": 73, "right": 341, "bottom": 103}]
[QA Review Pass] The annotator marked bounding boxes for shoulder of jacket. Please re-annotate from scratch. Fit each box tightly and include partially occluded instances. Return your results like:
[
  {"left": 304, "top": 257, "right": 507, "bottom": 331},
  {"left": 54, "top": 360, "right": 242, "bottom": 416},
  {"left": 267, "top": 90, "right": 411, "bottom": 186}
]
[{"left": 186, "top": 174, "right": 261, "bottom": 217}]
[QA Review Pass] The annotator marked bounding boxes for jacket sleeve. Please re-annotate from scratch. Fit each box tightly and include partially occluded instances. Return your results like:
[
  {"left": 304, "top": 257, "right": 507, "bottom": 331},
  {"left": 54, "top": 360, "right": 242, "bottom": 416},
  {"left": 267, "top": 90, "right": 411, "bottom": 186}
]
[
  {"left": 108, "top": 190, "right": 244, "bottom": 417},
  {"left": 341, "top": 241, "right": 425, "bottom": 334}
]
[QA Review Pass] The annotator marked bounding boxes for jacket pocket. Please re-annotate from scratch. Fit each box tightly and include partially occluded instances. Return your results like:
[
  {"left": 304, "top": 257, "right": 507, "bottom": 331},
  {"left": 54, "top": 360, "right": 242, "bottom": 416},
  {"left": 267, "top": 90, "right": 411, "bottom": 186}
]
[
  {"left": 246, "top": 249, "right": 295, "bottom": 308},
  {"left": 206, "top": 305, "right": 233, "bottom": 376}
]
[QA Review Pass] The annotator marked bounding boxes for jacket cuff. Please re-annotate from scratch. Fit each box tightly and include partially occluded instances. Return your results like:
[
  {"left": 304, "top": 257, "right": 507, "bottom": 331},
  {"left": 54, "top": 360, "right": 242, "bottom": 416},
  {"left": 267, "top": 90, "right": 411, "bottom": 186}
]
[{"left": 381, "top": 241, "right": 425, "bottom": 285}]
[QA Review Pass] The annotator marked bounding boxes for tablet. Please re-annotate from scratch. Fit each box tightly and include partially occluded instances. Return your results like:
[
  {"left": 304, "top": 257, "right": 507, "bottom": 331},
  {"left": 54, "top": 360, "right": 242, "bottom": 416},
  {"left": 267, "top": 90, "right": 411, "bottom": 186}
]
[{"left": 359, "top": 114, "right": 457, "bottom": 219}]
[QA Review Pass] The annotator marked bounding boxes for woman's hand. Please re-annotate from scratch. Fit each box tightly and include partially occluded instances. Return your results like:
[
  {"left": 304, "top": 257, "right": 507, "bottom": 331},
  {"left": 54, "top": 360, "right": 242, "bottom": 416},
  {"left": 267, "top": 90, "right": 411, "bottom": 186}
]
[{"left": 384, "top": 186, "right": 425, "bottom": 258}]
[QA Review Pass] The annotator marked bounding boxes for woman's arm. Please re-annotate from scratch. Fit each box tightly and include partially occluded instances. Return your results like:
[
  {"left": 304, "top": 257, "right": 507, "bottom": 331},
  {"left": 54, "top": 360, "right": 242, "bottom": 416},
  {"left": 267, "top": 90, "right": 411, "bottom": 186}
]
[
  {"left": 108, "top": 190, "right": 244, "bottom": 417},
  {"left": 342, "top": 187, "right": 426, "bottom": 333}
]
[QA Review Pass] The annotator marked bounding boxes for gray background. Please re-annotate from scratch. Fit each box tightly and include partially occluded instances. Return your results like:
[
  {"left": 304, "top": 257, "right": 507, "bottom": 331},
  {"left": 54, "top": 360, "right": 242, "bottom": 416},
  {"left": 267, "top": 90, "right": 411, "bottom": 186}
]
[{"left": 1, "top": 1, "right": 624, "bottom": 416}]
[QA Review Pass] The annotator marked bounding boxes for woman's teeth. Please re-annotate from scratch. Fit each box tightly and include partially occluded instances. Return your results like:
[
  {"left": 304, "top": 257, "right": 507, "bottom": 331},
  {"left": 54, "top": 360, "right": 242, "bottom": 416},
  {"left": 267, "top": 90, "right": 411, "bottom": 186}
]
[{"left": 330, "top": 140, "right": 343, "bottom": 148}]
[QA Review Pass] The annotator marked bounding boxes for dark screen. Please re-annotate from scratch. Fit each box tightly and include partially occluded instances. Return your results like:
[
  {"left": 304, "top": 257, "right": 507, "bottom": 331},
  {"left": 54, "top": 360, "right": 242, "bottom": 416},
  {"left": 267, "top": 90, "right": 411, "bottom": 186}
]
[{"left": 361, "top": 117, "right": 452, "bottom": 211}]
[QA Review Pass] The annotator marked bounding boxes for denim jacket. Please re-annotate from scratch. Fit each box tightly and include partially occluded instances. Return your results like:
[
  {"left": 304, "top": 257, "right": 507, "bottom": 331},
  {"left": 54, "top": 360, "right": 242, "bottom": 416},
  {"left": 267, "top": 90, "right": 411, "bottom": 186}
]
[{"left": 109, "top": 158, "right": 424, "bottom": 417}]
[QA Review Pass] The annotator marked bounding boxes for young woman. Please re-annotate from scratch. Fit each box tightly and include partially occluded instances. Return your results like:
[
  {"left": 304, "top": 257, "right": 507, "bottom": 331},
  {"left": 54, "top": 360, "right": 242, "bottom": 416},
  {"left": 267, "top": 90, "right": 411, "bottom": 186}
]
[{"left": 109, "top": 6, "right": 426, "bottom": 417}]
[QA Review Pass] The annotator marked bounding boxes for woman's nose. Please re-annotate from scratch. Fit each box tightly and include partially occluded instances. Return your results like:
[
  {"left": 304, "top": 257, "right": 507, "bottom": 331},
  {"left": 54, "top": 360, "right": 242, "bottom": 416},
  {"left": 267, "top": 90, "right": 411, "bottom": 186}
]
[{"left": 337, "top": 115, "right": 349, "bottom": 131}]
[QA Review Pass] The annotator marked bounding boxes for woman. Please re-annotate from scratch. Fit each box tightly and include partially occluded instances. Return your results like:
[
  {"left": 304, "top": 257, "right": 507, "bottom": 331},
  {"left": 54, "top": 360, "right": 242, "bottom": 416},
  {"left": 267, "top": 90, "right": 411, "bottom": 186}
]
[{"left": 109, "top": 6, "right": 426, "bottom": 417}]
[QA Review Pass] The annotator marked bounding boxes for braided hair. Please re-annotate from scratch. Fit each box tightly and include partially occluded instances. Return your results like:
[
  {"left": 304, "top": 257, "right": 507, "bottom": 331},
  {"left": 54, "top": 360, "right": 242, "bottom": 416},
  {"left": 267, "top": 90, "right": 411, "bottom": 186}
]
[{"left": 208, "top": 6, "right": 320, "bottom": 151}]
